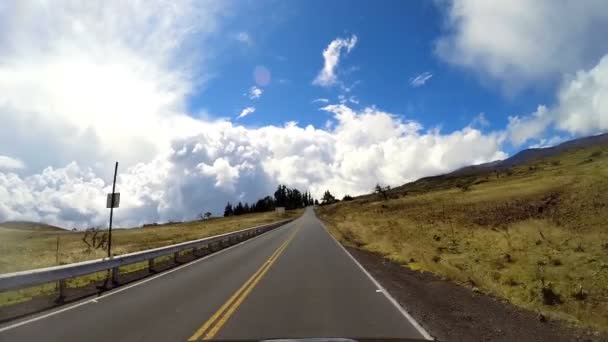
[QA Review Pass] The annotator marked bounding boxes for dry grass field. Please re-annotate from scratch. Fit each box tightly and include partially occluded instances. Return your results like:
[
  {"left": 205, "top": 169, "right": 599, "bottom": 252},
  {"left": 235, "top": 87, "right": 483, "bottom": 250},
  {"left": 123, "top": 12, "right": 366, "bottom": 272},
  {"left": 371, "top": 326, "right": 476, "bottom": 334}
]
[{"left": 0, "top": 209, "right": 302, "bottom": 306}]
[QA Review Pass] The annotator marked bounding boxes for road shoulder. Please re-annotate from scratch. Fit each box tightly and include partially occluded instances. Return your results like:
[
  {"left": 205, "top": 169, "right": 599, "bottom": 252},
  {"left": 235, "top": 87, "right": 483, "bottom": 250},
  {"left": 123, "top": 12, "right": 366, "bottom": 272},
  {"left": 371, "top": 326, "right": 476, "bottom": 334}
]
[{"left": 346, "top": 247, "right": 606, "bottom": 342}]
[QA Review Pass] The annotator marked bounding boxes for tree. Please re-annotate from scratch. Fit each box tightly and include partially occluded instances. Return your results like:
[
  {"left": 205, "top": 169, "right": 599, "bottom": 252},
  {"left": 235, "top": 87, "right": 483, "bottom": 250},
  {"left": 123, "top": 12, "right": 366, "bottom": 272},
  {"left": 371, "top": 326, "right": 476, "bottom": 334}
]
[
  {"left": 321, "top": 190, "right": 336, "bottom": 204},
  {"left": 255, "top": 196, "right": 275, "bottom": 212},
  {"left": 274, "top": 185, "right": 288, "bottom": 208},
  {"left": 234, "top": 202, "right": 245, "bottom": 215},
  {"left": 374, "top": 184, "right": 390, "bottom": 201},
  {"left": 342, "top": 195, "right": 354, "bottom": 201},
  {"left": 224, "top": 202, "right": 234, "bottom": 217},
  {"left": 287, "top": 188, "right": 302, "bottom": 209},
  {"left": 204, "top": 212, "right": 212, "bottom": 219},
  {"left": 314, "top": 199, "right": 319, "bottom": 206}
]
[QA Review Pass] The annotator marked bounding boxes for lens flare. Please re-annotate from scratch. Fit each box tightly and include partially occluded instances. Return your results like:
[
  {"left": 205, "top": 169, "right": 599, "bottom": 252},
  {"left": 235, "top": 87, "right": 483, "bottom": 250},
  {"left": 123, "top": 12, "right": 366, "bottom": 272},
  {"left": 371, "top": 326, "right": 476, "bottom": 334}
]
[{"left": 253, "top": 65, "right": 271, "bottom": 86}]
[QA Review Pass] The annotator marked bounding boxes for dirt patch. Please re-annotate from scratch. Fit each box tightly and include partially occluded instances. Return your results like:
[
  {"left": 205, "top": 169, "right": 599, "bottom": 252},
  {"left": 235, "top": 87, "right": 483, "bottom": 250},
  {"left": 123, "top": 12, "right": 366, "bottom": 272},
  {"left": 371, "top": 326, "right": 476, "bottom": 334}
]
[
  {"left": 346, "top": 247, "right": 606, "bottom": 342},
  {"left": 471, "top": 192, "right": 560, "bottom": 227}
]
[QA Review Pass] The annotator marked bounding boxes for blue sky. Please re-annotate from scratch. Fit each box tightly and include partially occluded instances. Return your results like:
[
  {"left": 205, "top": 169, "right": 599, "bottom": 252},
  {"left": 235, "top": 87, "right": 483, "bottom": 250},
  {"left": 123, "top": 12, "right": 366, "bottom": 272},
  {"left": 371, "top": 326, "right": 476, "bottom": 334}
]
[
  {"left": 189, "top": 0, "right": 553, "bottom": 153},
  {"left": 0, "top": 0, "right": 606, "bottom": 226}
]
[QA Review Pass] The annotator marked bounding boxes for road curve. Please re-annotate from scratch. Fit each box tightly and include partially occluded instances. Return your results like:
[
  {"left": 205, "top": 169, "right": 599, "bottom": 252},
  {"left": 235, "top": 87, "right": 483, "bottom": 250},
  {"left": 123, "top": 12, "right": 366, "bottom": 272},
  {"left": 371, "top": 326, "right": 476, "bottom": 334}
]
[{"left": 0, "top": 207, "right": 429, "bottom": 341}]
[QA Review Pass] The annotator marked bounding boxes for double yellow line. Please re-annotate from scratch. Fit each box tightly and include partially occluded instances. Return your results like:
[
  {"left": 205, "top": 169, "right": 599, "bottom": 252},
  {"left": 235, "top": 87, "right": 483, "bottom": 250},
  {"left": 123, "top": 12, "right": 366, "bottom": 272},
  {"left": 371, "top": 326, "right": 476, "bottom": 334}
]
[{"left": 188, "top": 224, "right": 302, "bottom": 341}]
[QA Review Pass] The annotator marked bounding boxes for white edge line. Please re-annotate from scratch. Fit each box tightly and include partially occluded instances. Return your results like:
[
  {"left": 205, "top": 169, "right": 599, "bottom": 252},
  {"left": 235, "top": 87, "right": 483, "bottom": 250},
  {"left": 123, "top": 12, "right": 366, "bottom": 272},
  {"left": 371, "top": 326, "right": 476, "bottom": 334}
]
[
  {"left": 316, "top": 217, "right": 434, "bottom": 341},
  {"left": 0, "top": 220, "right": 297, "bottom": 333}
]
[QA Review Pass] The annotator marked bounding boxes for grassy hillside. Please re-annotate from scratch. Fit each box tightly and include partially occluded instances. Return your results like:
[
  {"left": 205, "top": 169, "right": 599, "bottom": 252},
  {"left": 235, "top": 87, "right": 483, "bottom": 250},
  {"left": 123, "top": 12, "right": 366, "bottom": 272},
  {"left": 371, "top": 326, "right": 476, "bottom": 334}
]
[
  {"left": 317, "top": 141, "right": 608, "bottom": 332},
  {"left": 0, "top": 210, "right": 302, "bottom": 307},
  {"left": 0, "top": 221, "right": 65, "bottom": 232}
]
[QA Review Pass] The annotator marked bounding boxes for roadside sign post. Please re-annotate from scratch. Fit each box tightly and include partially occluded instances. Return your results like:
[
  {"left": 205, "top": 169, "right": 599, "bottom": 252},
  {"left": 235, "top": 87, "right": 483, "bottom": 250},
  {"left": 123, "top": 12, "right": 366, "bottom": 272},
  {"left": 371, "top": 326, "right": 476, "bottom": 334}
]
[{"left": 106, "top": 162, "right": 119, "bottom": 259}]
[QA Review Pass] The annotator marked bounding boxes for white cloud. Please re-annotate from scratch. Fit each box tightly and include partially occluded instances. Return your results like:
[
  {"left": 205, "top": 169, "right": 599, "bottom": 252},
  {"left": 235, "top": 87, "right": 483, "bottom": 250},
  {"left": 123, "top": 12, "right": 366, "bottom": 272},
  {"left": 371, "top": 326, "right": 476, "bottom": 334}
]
[
  {"left": 0, "top": 103, "right": 507, "bottom": 228},
  {"left": 247, "top": 86, "right": 263, "bottom": 100},
  {"left": 313, "top": 35, "right": 358, "bottom": 87},
  {"left": 528, "top": 136, "right": 568, "bottom": 149},
  {"left": 237, "top": 106, "right": 256, "bottom": 119},
  {"left": 506, "top": 55, "right": 608, "bottom": 145},
  {"left": 312, "top": 98, "right": 329, "bottom": 103},
  {"left": 0, "top": 0, "right": 224, "bottom": 172},
  {"left": 436, "top": 0, "right": 608, "bottom": 145},
  {"left": 338, "top": 95, "right": 359, "bottom": 105},
  {"left": 554, "top": 55, "right": 608, "bottom": 135},
  {"left": 507, "top": 106, "right": 553, "bottom": 146},
  {"left": 0, "top": 156, "right": 25, "bottom": 170},
  {"left": 435, "top": 0, "right": 608, "bottom": 89},
  {"left": 235, "top": 32, "right": 253, "bottom": 46},
  {"left": 470, "top": 112, "right": 489, "bottom": 127},
  {"left": 409, "top": 72, "right": 433, "bottom": 87}
]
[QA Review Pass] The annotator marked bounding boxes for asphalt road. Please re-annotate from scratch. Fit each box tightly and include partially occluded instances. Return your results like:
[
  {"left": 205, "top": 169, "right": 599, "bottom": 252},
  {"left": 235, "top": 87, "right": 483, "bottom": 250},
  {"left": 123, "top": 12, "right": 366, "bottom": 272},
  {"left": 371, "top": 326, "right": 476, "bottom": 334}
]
[{"left": 0, "top": 207, "right": 430, "bottom": 341}]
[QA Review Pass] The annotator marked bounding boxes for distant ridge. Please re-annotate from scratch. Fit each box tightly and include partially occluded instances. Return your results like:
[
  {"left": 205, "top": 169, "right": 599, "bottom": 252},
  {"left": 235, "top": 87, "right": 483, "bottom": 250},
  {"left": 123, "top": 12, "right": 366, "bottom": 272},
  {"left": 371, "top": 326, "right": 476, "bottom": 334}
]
[
  {"left": 450, "top": 133, "right": 608, "bottom": 177},
  {"left": 388, "top": 132, "right": 608, "bottom": 194},
  {"left": 0, "top": 221, "right": 66, "bottom": 231}
]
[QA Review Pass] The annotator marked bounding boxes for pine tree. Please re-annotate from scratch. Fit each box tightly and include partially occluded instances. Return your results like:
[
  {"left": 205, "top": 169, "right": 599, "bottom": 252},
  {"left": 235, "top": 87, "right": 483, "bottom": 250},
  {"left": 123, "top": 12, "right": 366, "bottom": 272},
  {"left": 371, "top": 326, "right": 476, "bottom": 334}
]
[{"left": 223, "top": 202, "right": 234, "bottom": 217}]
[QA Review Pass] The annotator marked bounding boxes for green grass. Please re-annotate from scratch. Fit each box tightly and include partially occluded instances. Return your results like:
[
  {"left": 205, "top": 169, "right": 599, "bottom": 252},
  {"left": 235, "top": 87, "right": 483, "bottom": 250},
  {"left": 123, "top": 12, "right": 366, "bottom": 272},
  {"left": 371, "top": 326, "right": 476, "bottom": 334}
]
[
  {"left": 0, "top": 210, "right": 302, "bottom": 306},
  {"left": 317, "top": 144, "right": 608, "bottom": 332}
]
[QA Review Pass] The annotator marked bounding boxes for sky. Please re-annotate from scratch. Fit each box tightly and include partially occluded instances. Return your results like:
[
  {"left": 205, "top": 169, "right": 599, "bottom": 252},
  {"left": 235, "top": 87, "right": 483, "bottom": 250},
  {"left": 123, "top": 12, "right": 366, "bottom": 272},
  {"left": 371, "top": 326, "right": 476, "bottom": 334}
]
[{"left": 0, "top": 0, "right": 606, "bottom": 228}]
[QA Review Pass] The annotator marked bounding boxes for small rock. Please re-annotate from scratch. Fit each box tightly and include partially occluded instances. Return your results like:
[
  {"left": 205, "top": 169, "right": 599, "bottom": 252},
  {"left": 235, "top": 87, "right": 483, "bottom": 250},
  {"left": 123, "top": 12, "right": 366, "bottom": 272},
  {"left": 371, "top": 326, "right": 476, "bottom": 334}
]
[
  {"left": 538, "top": 313, "right": 547, "bottom": 322},
  {"left": 472, "top": 287, "right": 481, "bottom": 293}
]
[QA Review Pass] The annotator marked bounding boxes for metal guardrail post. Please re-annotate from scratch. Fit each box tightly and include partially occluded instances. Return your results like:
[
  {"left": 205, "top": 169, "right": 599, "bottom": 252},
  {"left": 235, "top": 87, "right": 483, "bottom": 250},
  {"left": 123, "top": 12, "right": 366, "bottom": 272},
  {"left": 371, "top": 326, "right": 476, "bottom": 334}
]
[
  {"left": 148, "top": 258, "right": 156, "bottom": 273},
  {"left": 57, "top": 279, "right": 66, "bottom": 302},
  {"left": 111, "top": 267, "right": 119, "bottom": 284}
]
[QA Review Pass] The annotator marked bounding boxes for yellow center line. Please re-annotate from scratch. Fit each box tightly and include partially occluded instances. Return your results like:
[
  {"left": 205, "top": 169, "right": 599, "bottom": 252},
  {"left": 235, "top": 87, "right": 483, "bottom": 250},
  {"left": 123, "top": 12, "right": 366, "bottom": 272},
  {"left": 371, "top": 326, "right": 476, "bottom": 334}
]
[{"left": 188, "top": 224, "right": 302, "bottom": 341}]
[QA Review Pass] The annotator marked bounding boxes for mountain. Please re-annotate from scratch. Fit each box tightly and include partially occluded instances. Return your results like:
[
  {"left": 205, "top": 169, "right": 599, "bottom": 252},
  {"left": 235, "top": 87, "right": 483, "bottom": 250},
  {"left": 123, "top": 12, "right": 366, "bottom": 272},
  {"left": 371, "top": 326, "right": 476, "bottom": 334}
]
[
  {"left": 452, "top": 133, "right": 608, "bottom": 176},
  {"left": 390, "top": 132, "right": 608, "bottom": 195}
]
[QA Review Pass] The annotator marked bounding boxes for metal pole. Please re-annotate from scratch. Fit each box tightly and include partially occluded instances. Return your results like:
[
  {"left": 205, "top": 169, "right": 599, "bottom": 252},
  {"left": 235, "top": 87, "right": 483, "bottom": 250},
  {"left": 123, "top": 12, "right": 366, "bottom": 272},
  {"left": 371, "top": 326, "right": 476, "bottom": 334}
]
[{"left": 108, "top": 162, "right": 118, "bottom": 258}]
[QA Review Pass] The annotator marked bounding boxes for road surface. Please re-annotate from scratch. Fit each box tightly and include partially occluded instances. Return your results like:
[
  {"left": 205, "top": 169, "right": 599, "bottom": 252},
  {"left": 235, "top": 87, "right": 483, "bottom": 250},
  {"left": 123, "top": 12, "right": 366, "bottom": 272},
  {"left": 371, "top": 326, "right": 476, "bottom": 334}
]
[{"left": 0, "top": 207, "right": 430, "bottom": 341}]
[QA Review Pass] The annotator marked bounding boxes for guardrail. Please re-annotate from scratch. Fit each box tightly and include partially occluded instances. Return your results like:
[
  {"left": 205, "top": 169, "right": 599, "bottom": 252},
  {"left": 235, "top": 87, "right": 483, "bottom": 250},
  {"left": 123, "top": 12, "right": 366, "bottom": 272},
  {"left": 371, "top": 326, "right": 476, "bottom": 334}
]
[{"left": 0, "top": 218, "right": 293, "bottom": 300}]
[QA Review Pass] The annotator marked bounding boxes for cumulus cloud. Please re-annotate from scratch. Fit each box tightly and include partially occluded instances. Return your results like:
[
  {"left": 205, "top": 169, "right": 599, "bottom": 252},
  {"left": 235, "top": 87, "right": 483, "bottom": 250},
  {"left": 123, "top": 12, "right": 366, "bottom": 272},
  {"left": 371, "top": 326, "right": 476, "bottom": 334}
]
[
  {"left": 237, "top": 106, "right": 256, "bottom": 119},
  {"left": 0, "top": 0, "right": 224, "bottom": 172},
  {"left": 313, "top": 35, "right": 358, "bottom": 87},
  {"left": 507, "top": 106, "right": 553, "bottom": 146},
  {"left": 436, "top": 0, "right": 608, "bottom": 145},
  {"left": 409, "top": 72, "right": 433, "bottom": 87},
  {"left": 507, "top": 56, "right": 608, "bottom": 145},
  {"left": 435, "top": 0, "right": 608, "bottom": 89},
  {"left": 553, "top": 55, "right": 608, "bottom": 135},
  {"left": 247, "top": 86, "right": 263, "bottom": 100},
  {"left": 0, "top": 156, "right": 25, "bottom": 170},
  {"left": 0, "top": 103, "right": 507, "bottom": 228}
]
